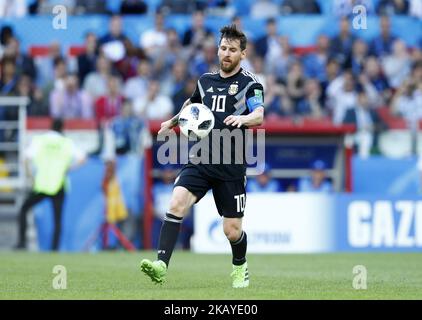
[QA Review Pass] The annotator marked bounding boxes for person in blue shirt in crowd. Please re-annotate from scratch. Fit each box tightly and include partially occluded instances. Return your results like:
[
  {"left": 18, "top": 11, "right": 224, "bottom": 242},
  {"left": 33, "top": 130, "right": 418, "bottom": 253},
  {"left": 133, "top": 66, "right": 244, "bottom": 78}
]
[
  {"left": 246, "top": 163, "right": 280, "bottom": 193},
  {"left": 297, "top": 159, "right": 333, "bottom": 193}
]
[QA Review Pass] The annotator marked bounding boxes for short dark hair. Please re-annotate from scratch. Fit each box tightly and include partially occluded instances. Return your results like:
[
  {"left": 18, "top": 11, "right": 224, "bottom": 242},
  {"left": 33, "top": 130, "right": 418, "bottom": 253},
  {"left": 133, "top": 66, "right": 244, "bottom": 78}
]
[
  {"left": 219, "top": 24, "right": 247, "bottom": 51},
  {"left": 51, "top": 118, "right": 64, "bottom": 133}
]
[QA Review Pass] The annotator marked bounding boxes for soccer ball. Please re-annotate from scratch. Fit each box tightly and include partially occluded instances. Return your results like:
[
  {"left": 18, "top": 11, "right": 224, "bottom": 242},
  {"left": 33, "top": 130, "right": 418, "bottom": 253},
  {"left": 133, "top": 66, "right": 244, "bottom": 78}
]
[{"left": 178, "top": 103, "right": 215, "bottom": 139}]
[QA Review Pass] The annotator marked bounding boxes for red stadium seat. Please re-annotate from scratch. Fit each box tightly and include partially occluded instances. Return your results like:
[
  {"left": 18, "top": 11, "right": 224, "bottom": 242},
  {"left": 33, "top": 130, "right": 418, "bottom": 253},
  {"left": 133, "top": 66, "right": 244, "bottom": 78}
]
[
  {"left": 28, "top": 45, "right": 50, "bottom": 57},
  {"left": 69, "top": 46, "right": 86, "bottom": 57}
]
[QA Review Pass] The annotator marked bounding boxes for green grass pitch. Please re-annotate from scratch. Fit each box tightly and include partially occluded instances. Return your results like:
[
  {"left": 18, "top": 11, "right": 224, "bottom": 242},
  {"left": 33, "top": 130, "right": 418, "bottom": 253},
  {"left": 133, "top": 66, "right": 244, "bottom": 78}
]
[{"left": 0, "top": 251, "right": 421, "bottom": 299}]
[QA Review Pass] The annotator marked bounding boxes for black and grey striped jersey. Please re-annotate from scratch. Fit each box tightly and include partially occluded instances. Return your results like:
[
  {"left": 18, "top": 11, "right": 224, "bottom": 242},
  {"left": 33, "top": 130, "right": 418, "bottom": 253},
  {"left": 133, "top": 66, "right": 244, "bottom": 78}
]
[{"left": 189, "top": 67, "right": 264, "bottom": 181}]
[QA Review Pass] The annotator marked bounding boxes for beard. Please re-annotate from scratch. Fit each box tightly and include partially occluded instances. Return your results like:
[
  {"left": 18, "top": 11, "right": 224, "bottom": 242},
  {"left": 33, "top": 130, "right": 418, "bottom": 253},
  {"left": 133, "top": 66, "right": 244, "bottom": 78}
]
[{"left": 220, "top": 58, "right": 240, "bottom": 73}]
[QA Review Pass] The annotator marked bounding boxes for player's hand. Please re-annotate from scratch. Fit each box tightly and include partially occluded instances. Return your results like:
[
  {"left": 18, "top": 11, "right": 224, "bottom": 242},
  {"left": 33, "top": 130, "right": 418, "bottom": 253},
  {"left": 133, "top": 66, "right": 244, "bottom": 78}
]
[
  {"left": 158, "top": 119, "right": 175, "bottom": 135},
  {"left": 224, "top": 115, "right": 244, "bottom": 128}
]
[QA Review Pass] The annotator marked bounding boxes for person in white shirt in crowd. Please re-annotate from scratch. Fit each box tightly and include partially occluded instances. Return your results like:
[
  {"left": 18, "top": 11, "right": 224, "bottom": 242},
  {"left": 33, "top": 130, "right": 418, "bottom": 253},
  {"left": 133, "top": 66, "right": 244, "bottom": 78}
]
[
  {"left": 139, "top": 10, "right": 168, "bottom": 60},
  {"left": 382, "top": 39, "right": 412, "bottom": 89},
  {"left": 327, "top": 69, "right": 378, "bottom": 124},
  {"left": 392, "top": 79, "right": 422, "bottom": 128},
  {"left": 133, "top": 79, "right": 173, "bottom": 120},
  {"left": 123, "top": 59, "right": 151, "bottom": 101},
  {"left": 83, "top": 54, "right": 111, "bottom": 100}
]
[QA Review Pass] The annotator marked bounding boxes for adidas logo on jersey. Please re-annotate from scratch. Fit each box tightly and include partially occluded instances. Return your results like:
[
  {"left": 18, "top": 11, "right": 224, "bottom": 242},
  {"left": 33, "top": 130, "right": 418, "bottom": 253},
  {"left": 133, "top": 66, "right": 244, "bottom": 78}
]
[{"left": 206, "top": 87, "right": 214, "bottom": 93}]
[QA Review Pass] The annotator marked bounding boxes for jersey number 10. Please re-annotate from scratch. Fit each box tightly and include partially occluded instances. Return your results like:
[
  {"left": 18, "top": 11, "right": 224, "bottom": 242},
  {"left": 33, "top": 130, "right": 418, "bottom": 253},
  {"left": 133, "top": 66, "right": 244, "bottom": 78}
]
[
  {"left": 234, "top": 194, "right": 246, "bottom": 213},
  {"left": 211, "top": 95, "right": 226, "bottom": 112}
]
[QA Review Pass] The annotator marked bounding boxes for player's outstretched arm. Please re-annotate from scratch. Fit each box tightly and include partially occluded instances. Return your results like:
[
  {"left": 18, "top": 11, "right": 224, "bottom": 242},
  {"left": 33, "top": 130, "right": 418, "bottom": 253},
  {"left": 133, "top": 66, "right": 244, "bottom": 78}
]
[
  {"left": 158, "top": 99, "right": 192, "bottom": 135},
  {"left": 224, "top": 106, "right": 264, "bottom": 128}
]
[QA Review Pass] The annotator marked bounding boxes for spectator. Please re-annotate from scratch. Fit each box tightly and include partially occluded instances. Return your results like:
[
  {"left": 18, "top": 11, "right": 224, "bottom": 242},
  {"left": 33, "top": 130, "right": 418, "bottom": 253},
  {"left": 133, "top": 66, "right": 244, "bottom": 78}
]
[
  {"left": 182, "top": 10, "right": 213, "bottom": 49},
  {"left": 302, "top": 35, "right": 331, "bottom": 82},
  {"left": 363, "top": 56, "right": 391, "bottom": 104},
  {"left": 133, "top": 79, "right": 173, "bottom": 120},
  {"left": 189, "top": 38, "right": 218, "bottom": 77},
  {"left": 172, "top": 77, "right": 197, "bottom": 116},
  {"left": 17, "top": 75, "right": 49, "bottom": 116},
  {"left": 115, "top": 38, "right": 146, "bottom": 81},
  {"left": 346, "top": 38, "right": 369, "bottom": 76},
  {"left": 99, "top": 14, "right": 127, "bottom": 47},
  {"left": 263, "top": 74, "right": 293, "bottom": 117},
  {"left": 296, "top": 79, "right": 325, "bottom": 118},
  {"left": 391, "top": 78, "right": 422, "bottom": 127},
  {"left": 320, "top": 58, "right": 341, "bottom": 104},
  {"left": 254, "top": 18, "right": 279, "bottom": 60},
  {"left": 42, "top": 57, "right": 67, "bottom": 108},
  {"left": 35, "top": 41, "right": 63, "bottom": 87},
  {"left": 0, "top": 57, "right": 19, "bottom": 96},
  {"left": 50, "top": 73, "right": 93, "bottom": 119},
  {"left": 343, "top": 88, "right": 385, "bottom": 157},
  {"left": 327, "top": 70, "right": 379, "bottom": 124},
  {"left": 382, "top": 39, "right": 411, "bottom": 89},
  {"left": 83, "top": 55, "right": 111, "bottom": 100},
  {"left": 250, "top": 0, "right": 280, "bottom": 19},
  {"left": 94, "top": 75, "right": 124, "bottom": 125},
  {"left": 377, "top": 0, "right": 409, "bottom": 15},
  {"left": 109, "top": 101, "right": 148, "bottom": 155},
  {"left": 77, "top": 32, "right": 98, "bottom": 84},
  {"left": 161, "top": 60, "right": 187, "bottom": 97},
  {"left": 333, "top": 0, "right": 375, "bottom": 17},
  {"left": 281, "top": 0, "right": 321, "bottom": 14},
  {"left": 329, "top": 17, "right": 357, "bottom": 67},
  {"left": 2, "top": 37, "right": 36, "bottom": 81},
  {"left": 246, "top": 164, "right": 280, "bottom": 192},
  {"left": 0, "top": 0, "right": 27, "bottom": 17},
  {"left": 123, "top": 59, "right": 150, "bottom": 101},
  {"left": 369, "top": 15, "right": 397, "bottom": 57},
  {"left": 139, "top": 11, "right": 168, "bottom": 60},
  {"left": 286, "top": 61, "right": 306, "bottom": 110},
  {"left": 120, "top": 0, "right": 148, "bottom": 14},
  {"left": 267, "top": 36, "right": 295, "bottom": 81},
  {"left": 0, "top": 25, "right": 14, "bottom": 58},
  {"left": 297, "top": 160, "right": 333, "bottom": 193}
]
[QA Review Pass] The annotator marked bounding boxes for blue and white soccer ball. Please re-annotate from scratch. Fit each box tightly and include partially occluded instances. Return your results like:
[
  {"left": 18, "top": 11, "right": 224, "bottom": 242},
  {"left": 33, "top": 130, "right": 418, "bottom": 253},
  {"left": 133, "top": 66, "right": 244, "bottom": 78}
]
[{"left": 178, "top": 103, "right": 215, "bottom": 139}]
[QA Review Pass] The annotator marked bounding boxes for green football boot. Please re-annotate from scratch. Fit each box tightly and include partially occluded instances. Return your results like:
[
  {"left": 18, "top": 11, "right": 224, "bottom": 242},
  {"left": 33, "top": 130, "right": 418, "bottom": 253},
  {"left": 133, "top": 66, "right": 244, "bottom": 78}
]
[
  {"left": 140, "top": 259, "right": 167, "bottom": 284},
  {"left": 231, "top": 262, "right": 249, "bottom": 288}
]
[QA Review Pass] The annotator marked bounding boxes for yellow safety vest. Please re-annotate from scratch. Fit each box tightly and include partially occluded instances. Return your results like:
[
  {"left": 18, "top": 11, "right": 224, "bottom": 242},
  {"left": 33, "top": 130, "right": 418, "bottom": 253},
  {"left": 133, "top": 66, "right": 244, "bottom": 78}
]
[{"left": 32, "top": 133, "right": 73, "bottom": 195}]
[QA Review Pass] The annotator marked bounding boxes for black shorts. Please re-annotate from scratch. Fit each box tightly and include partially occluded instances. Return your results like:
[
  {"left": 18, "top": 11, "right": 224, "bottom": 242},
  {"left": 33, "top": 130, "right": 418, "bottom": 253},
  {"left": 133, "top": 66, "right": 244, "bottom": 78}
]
[{"left": 174, "top": 164, "right": 247, "bottom": 218}]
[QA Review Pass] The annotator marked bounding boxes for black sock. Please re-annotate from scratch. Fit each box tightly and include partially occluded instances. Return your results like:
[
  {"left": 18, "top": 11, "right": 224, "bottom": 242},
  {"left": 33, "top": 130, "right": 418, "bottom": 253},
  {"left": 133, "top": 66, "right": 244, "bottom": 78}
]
[
  {"left": 157, "top": 213, "right": 183, "bottom": 267},
  {"left": 230, "top": 231, "right": 247, "bottom": 266}
]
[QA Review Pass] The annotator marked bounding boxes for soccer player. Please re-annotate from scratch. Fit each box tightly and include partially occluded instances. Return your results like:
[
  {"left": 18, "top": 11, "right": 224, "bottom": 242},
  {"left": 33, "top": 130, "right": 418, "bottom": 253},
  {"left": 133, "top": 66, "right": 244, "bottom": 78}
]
[{"left": 140, "top": 25, "right": 264, "bottom": 288}]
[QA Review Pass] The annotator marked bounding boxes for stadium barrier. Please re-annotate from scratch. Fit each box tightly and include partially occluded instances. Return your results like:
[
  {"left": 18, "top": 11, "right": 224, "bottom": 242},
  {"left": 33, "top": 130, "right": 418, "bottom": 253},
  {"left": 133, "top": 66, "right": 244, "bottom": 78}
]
[{"left": 193, "top": 193, "right": 422, "bottom": 253}]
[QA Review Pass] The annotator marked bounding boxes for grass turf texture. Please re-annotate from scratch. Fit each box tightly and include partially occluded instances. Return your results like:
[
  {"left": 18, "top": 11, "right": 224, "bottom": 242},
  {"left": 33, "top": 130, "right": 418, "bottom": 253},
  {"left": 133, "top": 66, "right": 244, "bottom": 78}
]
[{"left": 0, "top": 252, "right": 421, "bottom": 299}]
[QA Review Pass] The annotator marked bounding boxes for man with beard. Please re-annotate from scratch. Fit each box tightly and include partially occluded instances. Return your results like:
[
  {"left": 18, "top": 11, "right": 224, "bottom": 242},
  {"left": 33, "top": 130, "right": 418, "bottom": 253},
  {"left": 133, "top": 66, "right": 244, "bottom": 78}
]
[{"left": 140, "top": 25, "right": 265, "bottom": 288}]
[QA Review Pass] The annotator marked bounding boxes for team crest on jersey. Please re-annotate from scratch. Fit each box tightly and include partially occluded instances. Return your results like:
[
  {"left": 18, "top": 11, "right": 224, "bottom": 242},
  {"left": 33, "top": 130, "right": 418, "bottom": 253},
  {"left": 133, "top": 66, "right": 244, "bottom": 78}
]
[{"left": 228, "top": 83, "right": 238, "bottom": 95}]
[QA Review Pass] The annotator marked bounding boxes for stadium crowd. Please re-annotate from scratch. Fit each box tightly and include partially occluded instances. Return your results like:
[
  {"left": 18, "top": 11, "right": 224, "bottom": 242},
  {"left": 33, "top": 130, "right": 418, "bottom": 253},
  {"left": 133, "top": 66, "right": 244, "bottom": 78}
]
[{"left": 0, "top": 0, "right": 421, "bottom": 159}]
